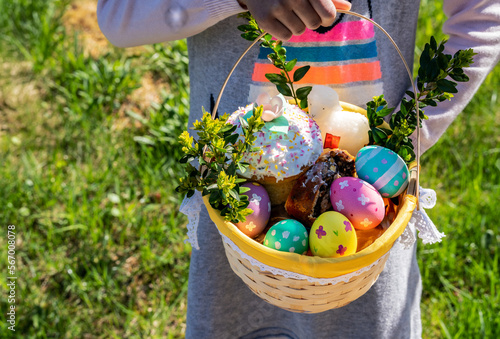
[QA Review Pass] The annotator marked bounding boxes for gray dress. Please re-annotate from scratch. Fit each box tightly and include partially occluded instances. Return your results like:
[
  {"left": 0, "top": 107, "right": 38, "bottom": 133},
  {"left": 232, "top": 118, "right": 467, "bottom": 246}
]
[{"left": 185, "top": 1, "right": 423, "bottom": 338}]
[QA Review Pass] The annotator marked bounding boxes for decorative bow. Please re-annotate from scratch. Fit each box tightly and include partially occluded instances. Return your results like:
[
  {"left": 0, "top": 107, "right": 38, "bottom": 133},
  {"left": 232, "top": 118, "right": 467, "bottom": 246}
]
[{"left": 400, "top": 187, "right": 445, "bottom": 249}]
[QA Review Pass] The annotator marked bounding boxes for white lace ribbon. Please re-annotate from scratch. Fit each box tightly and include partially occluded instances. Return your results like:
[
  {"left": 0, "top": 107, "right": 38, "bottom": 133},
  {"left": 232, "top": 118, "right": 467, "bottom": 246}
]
[
  {"left": 399, "top": 186, "right": 445, "bottom": 249},
  {"left": 179, "top": 190, "right": 203, "bottom": 250},
  {"left": 219, "top": 230, "right": 388, "bottom": 285}
]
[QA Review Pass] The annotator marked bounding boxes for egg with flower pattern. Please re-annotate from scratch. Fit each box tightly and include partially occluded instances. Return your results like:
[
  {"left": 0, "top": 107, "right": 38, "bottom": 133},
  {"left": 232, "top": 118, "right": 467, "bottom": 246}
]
[
  {"left": 235, "top": 182, "right": 271, "bottom": 238},
  {"left": 330, "top": 177, "right": 385, "bottom": 230},
  {"left": 309, "top": 211, "right": 357, "bottom": 258},
  {"left": 355, "top": 145, "right": 409, "bottom": 198},
  {"left": 263, "top": 219, "right": 309, "bottom": 254}
]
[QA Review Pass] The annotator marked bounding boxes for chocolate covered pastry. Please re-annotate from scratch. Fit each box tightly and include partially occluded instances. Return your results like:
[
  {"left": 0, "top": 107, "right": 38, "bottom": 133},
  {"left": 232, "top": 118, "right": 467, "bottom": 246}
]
[{"left": 285, "top": 149, "right": 356, "bottom": 227}]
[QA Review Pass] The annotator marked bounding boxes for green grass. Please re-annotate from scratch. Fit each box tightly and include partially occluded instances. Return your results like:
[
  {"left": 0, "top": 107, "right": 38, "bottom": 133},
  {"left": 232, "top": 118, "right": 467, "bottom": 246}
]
[
  {"left": 0, "top": 0, "right": 498, "bottom": 338},
  {"left": 416, "top": 1, "right": 500, "bottom": 337}
]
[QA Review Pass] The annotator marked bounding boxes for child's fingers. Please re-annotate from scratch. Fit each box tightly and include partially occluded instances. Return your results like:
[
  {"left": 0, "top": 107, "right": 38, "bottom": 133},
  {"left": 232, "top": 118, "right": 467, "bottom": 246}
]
[
  {"left": 332, "top": 0, "right": 352, "bottom": 11},
  {"left": 242, "top": 0, "right": 352, "bottom": 40},
  {"left": 292, "top": 1, "right": 323, "bottom": 31},
  {"left": 262, "top": 18, "right": 295, "bottom": 41},
  {"left": 278, "top": 10, "right": 308, "bottom": 36}
]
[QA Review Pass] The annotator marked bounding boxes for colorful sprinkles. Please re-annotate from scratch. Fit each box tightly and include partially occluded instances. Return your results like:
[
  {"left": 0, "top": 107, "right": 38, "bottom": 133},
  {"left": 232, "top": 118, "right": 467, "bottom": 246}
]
[{"left": 227, "top": 102, "right": 323, "bottom": 181}]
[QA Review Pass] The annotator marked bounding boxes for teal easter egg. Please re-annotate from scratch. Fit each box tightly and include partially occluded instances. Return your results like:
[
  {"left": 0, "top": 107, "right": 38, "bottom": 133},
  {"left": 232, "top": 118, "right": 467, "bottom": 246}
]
[
  {"left": 355, "top": 146, "right": 410, "bottom": 198},
  {"left": 263, "top": 219, "right": 309, "bottom": 254}
]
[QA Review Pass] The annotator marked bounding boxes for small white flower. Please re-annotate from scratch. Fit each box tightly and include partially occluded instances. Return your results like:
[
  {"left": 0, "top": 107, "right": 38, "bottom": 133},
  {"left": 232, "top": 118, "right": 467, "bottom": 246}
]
[
  {"left": 289, "top": 247, "right": 295, "bottom": 252},
  {"left": 335, "top": 200, "right": 344, "bottom": 211},
  {"left": 271, "top": 230, "right": 276, "bottom": 236},
  {"left": 275, "top": 241, "right": 281, "bottom": 249},
  {"left": 302, "top": 239, "right": 306, "bottom": 246},
  {"left": 282, "top": 231, "right": 290, "bottom": 239},
  {"left": 250, "top": 193, "right": 261, "bottom": 205},
  {"left": 360, "top": 218, "right": 373, "bottom": 227},
  {"left": 339, "top": 180, "right": 349, "bottom": 189},
  {"left": 358, "top": 194, "right": 370, "bottom": 206},
  {"left": 293, "top": 236, "right": 300, "bottom": 242},
  {"left": 246, "top": 222, "right": 256, "bottom": 231}
]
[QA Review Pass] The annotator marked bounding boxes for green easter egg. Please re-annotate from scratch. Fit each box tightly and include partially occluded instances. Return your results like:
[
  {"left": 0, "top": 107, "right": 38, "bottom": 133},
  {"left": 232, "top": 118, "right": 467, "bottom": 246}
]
[{"left": 263, "top": 219, "right": 308, "bottom": 254}]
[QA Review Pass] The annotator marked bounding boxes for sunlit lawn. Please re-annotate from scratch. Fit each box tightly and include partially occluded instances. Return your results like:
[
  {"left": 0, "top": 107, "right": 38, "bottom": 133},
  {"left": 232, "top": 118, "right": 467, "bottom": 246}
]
[{"left": 0, "top": 1, "right": 498, "bottom": 338}]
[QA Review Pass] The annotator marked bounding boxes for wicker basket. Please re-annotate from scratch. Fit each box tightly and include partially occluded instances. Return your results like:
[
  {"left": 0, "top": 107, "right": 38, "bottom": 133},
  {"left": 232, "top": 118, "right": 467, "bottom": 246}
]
[{"left": 203, "top": 10, "right": 421, "bottom": 313}]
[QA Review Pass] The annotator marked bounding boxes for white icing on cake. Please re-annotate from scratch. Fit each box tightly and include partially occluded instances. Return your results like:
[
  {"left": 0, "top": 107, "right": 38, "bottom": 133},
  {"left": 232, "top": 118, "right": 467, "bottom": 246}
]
[{"left": 227, "top": 102, "right": 323, "bottom": 182}]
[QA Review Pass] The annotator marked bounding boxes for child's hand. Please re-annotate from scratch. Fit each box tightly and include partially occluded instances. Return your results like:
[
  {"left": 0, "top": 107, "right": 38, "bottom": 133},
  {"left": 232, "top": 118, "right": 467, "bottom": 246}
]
[{"left": 237, "top": 0, "right": 352, "bottom": 40}]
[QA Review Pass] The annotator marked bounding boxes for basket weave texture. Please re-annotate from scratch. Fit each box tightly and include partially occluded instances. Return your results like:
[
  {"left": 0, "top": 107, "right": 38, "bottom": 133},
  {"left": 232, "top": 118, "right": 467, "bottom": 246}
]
[{"left": 222, "top": 240, "right": 390, "bottom": 313}]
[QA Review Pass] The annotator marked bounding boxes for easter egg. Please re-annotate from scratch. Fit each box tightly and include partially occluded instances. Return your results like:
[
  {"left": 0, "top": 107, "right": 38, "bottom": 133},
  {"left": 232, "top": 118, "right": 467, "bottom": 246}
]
[
  {"left": 309, "top": 211, "right": 357, "bottom": 258},
  {"left": 235, "top": 182, "right": 271, "bottom": 238},
  {"left": 330, "top": 177, "right": 385, "bottom": 230},
  {"left": 263, "top": 219, "right": 309, "bottom": 254},
  {"left": 355, "top": 145, "right": 410, "bottom": 198}
]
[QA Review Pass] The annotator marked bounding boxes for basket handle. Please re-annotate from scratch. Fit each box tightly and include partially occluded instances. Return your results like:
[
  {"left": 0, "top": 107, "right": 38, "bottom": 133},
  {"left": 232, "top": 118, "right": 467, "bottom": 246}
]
[{"left": 211, "top": 10, "right": 420, "bottom": 200}]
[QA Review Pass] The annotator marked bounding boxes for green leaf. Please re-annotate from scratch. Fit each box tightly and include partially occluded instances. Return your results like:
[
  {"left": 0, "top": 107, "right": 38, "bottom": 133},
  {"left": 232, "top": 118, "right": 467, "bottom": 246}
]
[
  {"left": 206, "top": 183, "right": 218, "bottom": 190},
  {"left": 237, "top": 24, "right": 254, "bottom": 32},
  {"left": 430, "top": 36, "right": 438, "bottom": 51},
  {"left": 277, "top": 84, "right": 292, "bottom": 97},
  {"left": 180, "top": 155, "right": 195, "bottom": 164},
  {"left": 296, "top": 86, "right": 312, "bottom": 100},
  {"left": 449, "top": 72, "right": 469, "bottom": 82},
  {"left": 229, "top": 189, "right": 240, "bottom": 201},
  {"left": 299, "top": 97, "right": 308, "bottom": 109},
  {"left": 285, "top": 59, "right": 297, "bottom": 72},
  {"left": 428, "top": 59, "right": 440, "bottom": 80},
  {"left": 398, "top": 146, "right": 414, "bottom": 163},
  {"left": 239, "top": 186, "right": 251, "bottom": 194},
  {"left": 209, "top": 191, "right": 220, "bottom": 204},
  {"left": 241, "top": 32, "right": 259, "bottom": 41},
  {"left": 436, "top": 79, "right": 458, "bottom": 93},
  {"left": 238, "top": 116, "right": 249, "bottom": 129},
  {"left": 220, "top": 123, "right": 237, "bottom": 133},
  {"left": 293, "top": 65, "right": 310, "bottom": 82},
  {"left": 437, "top": 53, "right": 449, "bottom": 70},
  {"left": 372, "top": 127, "right": 389, "bottom": 143},
  {"left": 265, "top": 73, "right": 288, "bottom": 85},
  {"left": 224, "top": 133, "right": 239, "bottom": 145},
  {"left": 375, "top": 107, "right": 393, "bottom": 118}
]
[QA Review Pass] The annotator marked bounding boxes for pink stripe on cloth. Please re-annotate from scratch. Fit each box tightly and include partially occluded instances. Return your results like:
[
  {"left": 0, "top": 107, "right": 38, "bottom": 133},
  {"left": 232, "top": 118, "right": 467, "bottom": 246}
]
[{"left": 288, "top": 21, "right": 374, "bottom": 43}]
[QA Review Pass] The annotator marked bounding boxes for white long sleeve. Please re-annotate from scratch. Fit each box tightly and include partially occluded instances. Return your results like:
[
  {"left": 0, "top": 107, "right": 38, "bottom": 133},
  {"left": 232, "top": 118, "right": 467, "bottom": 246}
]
[
  {"left": 419, "top": 0, "right": 500, "bottom": 153},
  {"left": 97, "top": 0, "right": 244, "bottom": 47}
]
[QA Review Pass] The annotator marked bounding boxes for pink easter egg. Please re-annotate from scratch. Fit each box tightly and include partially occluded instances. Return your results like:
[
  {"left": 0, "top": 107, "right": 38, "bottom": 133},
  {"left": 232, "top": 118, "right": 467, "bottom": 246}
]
[
  {"left": 235, "top": 182, "right": 271, "bottom": 237},
  {"left": 330, "top": 177, "right": 385, "bottom": 230}
]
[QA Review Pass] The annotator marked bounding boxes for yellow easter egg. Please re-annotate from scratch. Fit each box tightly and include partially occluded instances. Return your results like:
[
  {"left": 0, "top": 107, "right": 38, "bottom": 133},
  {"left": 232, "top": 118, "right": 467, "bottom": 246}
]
[{"left": 309, "top": 211, "right": 357, "bottom": 258}]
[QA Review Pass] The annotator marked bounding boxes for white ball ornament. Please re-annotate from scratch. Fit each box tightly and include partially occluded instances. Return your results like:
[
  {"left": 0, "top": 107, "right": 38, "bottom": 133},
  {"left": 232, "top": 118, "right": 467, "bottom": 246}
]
[{"left": 308, "top": 85, "right": 370, "bottom": 156}]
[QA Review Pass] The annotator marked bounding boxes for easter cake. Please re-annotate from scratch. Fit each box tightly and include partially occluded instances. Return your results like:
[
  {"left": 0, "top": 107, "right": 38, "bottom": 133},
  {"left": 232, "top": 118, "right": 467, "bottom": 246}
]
[{"left": 226, "top": 93, "right": 323, "bottom": 205}]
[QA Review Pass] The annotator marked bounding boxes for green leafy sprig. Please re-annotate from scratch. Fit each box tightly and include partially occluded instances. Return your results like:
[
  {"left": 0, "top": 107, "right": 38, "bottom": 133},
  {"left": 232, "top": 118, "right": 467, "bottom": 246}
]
[
  {"left": 367, "top": 37, "right": 476, "bottom": 164},
  {"left": 176, "top": 107, "right": 265, "bottom": 223},
  {"left": 237, "top": 12, "right": 312, "bottom": 109}
]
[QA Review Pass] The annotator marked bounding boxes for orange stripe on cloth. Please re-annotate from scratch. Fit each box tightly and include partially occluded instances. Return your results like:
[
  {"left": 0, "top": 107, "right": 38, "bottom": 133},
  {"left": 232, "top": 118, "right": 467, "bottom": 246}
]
[{"left": 252, "top": 61, "right": 382, "bottom": 85}]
